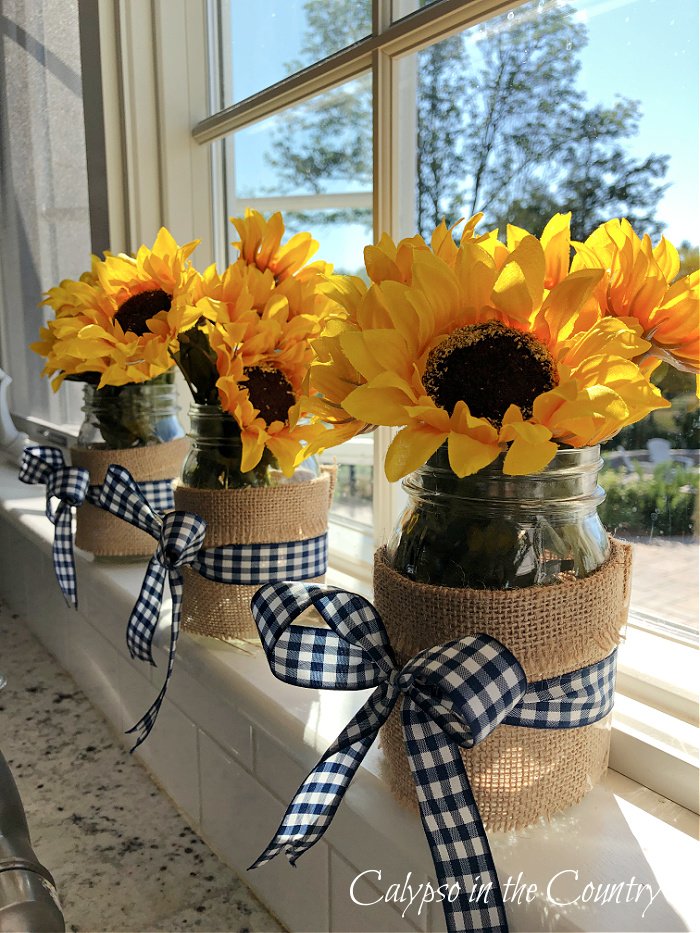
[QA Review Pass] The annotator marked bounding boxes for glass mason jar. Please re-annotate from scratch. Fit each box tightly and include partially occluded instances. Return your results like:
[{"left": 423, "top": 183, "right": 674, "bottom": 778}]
[
  {"left": 75, "top": 372, "right": 184, "bottom": 449},
  {"left": 386, "top": 444, "right": 610, "bottom": 588},
  {"left": 180, "top": 403, "right": 319, "bottom": 489}
]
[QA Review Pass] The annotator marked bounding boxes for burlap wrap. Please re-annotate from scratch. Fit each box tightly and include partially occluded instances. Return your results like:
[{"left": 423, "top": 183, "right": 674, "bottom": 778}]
[
  {"left": 70, "top": 438, "right": 189, "bottom": 557},
  {"left": 175, "top": 466, "right": 337, "bottom": 643},
  {"left": 375, "top": 538, "right": 632, "bottom": 831}
]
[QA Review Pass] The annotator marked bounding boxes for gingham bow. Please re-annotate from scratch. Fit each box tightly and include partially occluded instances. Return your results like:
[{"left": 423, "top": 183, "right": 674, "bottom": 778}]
[
  {"left": 98, "top": 466, "right": 329, "bottom": 747},
  {"left": 250, "top": 582, "right": 617, "bottom": 933},
  {"left": 19, "top": 446, "right": 91, "bottom": 607},
  {"left": 97, "top": 464, "right": 207, "bottom": 748}
]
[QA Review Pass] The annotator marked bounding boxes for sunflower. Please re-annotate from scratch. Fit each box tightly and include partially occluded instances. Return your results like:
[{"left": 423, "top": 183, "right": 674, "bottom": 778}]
[
  {"left": 209, "top": 309, "right": 326, "bottom": 476},
  {"left": 32, "top": 228, "right": 202, "bottom": 389},
  {"left": 231, "top": 208, "right": 332, "bottom": 283},
  {"left": 189, "top": 250, "right": 329, "bottom": 474},
  {"left": 361, "top": 213, "right": 509, "bottom": 287},
  {"left": 308, "top": 227, "right": 669, "bottom": 481},
  {"left": 571, "top": 218, "right": 699, "bottom": 376}
]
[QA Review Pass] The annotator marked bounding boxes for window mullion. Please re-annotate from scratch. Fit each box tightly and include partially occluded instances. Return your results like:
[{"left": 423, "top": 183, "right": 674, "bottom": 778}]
[
  {"left": 116, "top": 0, "right": 162, "bottom": 251},
  {"left": 194, "top": 0, "right": 523, "bottom": 145},
  {"left": 371, "top": 24, "right": 403, "bottom": 548}
]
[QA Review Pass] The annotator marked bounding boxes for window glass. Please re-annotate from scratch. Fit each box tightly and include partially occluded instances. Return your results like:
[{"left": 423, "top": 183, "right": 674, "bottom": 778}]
[
  {"left": 224, "top": 74, "right": 372, "bottom": 203},
  {"left": 0, "top": 0, "right": 89, "bottom": 426},
  {"left": 397, "top": 0, "right": 698, "bottom": 632},
  {"left": 215, "top": 0, "right": 372, "bottom": 109},
  {"left": 392, "top": 0, "right": 439, "bottom": 22},
  {"left": 220, "top": 73, "right": 374, "bottom": 563}
]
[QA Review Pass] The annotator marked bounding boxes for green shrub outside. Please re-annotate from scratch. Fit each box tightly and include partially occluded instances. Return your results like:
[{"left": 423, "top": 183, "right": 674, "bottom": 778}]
[{"left": 599, "top": 463, "right": 697, "bottom": 538}]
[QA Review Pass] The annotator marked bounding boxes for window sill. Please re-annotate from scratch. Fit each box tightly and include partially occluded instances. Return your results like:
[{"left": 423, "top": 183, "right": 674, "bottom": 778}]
[{"left": 0, "top": 461, "right": 698, "bottom": 933}]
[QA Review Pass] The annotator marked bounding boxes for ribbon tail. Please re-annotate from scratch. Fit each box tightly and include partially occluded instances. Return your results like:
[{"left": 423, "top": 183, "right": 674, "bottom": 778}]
[
  {"left": 52, "top": 502, "right": 78, "bottom": 608},
  {"left": 250, "top": 680, "right": 398, "bottom": 870},
  {"left": 126, "top": 569, "right": 184, "bottom": 751},
  {"left": 402, "top": 697, "right": 509, "bottom": 933},
  {"left": 126, "top": 556, "right": 167, "bottom": 664}
]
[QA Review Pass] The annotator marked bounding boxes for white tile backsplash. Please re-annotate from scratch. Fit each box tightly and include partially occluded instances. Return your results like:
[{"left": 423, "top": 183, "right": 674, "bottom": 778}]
[
  {"left": 330, "top": 851, "right": 424, "bottom": 933},
  {"left": 199, "top": 731, "right": 330, "bottom": 932},
  {"left": 119, "top": 658, "right": 201, "bottom": 825},
  {"left": 162, "top": 648, "right": 254, "bottom": 768}
]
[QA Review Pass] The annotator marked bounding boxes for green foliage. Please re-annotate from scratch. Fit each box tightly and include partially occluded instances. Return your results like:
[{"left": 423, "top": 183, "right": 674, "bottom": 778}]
[
  {"left": 172, "top": 325, "right": 220, "bottom": 405},
  {"left": 599, "top": 464, "right": 697, "bottom": 538},
  {"left": 677, "top": 241, "right": 700, "bottom": 279}
]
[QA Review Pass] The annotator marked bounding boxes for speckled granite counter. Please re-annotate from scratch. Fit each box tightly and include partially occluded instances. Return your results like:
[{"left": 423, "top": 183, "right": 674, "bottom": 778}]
[{"left": 0, "top": 599, "right": 283, "bottom": 933}]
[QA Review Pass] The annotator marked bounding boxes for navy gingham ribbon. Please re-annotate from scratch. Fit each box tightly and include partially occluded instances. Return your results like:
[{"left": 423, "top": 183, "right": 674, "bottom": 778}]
[
  {"left": 18, "top": 445, "right": 177, "bottom": 608},
  {"left": 249, "top": 582, "right": 617, "bottom": 933},
  {"left": 96, "top": 465, "right": 206, "bottom": 748},
  {"left": 97, "top": 465, "right": 329, "bottom": 748},
  {"left": 19, "top": 446, "right": 91, "bottom": 607}
]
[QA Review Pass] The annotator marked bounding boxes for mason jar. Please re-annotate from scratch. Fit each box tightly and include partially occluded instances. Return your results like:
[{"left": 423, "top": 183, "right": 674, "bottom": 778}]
[
  {"left": 386, "top": 444, "right": 610, "bottom": 588},
  {"left": 180, "top": 403, "right": 319, "bottom": 489},
  {"left": 75, "top": 371, "right": 184, "bottom": 449}
]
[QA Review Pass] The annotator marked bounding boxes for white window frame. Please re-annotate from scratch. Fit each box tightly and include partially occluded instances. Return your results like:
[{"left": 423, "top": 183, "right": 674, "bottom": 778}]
[{"left": 8, "top": 0, "right": 697, "bottom": 808}]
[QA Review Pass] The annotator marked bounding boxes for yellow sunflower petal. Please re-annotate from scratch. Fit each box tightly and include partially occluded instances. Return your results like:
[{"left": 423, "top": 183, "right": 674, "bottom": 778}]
[
  {"left": 339, "top": 329, "right": 412, "bottom": 382},
  {"left": 447, "top": 430, "right": 501, "bottom": 477},
  {"left": 541, "top": 268, "right": 604, "bottom": 342},
  {"left": 540, "top": 212, "right": 572, "bottom": 288},
  {"left": 502, "top": 429, "right": 558, "bottom": 475},
  {"left": 385, "top": 424, "right": 447, "bottom": 482},
  {"left": 652, "top": 236, "right": 680, "bottom": 283},
  {"left": 240, "top": 426, "right": 267, "bottom": 472},
  {"left": 265, "top": 433, "right": 304, "bottom": 477},
  {"left": 342, "top": 373, "right": 416, "bottom": 426},
  {"left": 491, "top": 236, "right": 545, "bottom": 322}
]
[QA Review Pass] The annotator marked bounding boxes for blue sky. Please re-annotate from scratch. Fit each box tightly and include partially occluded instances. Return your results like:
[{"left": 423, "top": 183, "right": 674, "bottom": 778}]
[
  {"left": 575, "top": 0, "right": 698, "bottom": 245},
  {"left": 226, "top": 0, "right": 698, "bottom": 268}
]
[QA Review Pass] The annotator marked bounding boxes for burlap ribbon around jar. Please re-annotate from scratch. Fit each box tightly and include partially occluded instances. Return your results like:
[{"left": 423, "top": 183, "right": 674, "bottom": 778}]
[
  {"left": 375, "top": 537, "right": 632, "bottom": 832},
  {"left": 174, "top": 466, "right": 337, "bottom": 644},
  {"left": 70, "top": 438, "right": 190, "bottom": 557}
]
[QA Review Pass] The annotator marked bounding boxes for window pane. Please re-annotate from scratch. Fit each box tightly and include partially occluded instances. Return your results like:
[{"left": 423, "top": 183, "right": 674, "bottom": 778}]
[
  {"left": 214, "top": 0, "right": 372, "bottom": 109},
  {"left": 392, "top": 0, "right": 439, "bottom": 22},
  {"left": 0, "top": 0, "right": 90, "bottom": 426},
  {"left": 224, "top": 74, "right": 372, "bottom": 202},
  {"left": 321, "top": 437, "right": 375, "bottom": 567},
  {"left": 222, "top": 73, "right": 372, "bottom": 269},
  {"left": 217, "top": 73, "right": 374, "bottom": 563},
  {"left": 398, "top": 0, "right": 697, "bottom": 241},
  {"left": 397, "top": 0, "right": 699, "bottom": 631}
]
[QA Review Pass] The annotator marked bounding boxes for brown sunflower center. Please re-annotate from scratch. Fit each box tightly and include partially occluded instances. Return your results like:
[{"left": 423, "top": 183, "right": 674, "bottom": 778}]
[
  {"left": 244, "top": 365, "right": 295, "bottom": 424},
  {"left": 423, "top": 321, "right": 558, "bottom": 426},
  {"left": 114, "top": 289, "right": 172, "bottom": 335}
]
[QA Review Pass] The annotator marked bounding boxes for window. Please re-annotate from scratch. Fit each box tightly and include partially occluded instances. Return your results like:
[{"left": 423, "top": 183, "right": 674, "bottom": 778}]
[
  {"left": 394, "top": 0, "right": 699, "bottom": 650},
  {"left": 200, "top": 0, "right": 698, "bottom": 803}
]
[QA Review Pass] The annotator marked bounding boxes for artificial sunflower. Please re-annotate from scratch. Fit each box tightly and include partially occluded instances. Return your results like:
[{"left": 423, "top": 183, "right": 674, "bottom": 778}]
[
  {"left": 231, "top": 208, "right": 332, "bottom": 283},
  {"left": 571, "top": 218, "right": 699, "bottom": 376},
  {"left": 202, "top": 266, "right": 327, "bottom": 474},
  {"left": 214, "top": 354, "right": 326, "bottom": 476},
  {"left": 33, "top": 228, "right": 202, "bottom": 389},
  {"left": 307, "top": 219, "right": 671, "bottom": 481},
  {"left": 166, "top": 211, "right": 338, "bottom": 478}
]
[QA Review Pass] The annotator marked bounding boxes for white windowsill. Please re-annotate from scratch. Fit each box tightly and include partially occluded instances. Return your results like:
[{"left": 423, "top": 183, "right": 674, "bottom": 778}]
[{"left": 0, "top": 460, "right": 698, "bottom": 933}]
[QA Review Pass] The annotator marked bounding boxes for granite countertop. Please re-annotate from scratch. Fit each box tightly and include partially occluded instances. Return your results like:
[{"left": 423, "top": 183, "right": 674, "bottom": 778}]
[{"left": 0, "top": 600, "right": 283, "bottom": 933}]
